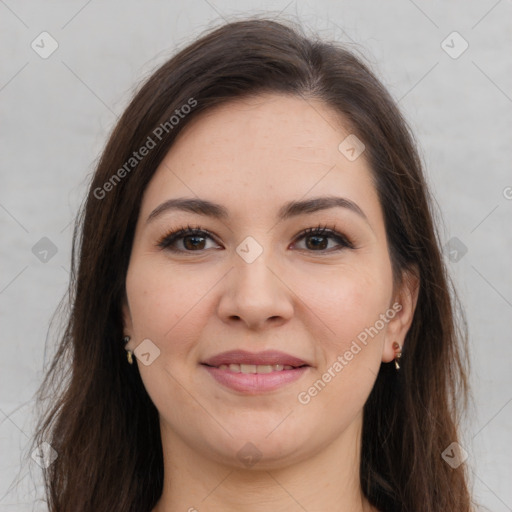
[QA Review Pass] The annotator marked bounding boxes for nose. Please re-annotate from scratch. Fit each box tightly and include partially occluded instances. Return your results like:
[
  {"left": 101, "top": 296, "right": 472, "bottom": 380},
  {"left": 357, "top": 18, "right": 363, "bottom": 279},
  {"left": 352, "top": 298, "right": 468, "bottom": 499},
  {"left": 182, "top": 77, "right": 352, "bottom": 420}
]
[{"left": 217, "top": 249, "right": 294, "bottom": 330}]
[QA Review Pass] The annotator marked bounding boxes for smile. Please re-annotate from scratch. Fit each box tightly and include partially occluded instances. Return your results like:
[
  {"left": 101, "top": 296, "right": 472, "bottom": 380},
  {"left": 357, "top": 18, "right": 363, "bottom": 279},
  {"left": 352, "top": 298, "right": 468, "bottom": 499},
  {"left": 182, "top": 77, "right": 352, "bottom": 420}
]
[
  {"left": 216, "top": 363, "right": 298, "bottom": 373},
  {"left": 200, "top": 350, "right": 311, "bottom": 394}
]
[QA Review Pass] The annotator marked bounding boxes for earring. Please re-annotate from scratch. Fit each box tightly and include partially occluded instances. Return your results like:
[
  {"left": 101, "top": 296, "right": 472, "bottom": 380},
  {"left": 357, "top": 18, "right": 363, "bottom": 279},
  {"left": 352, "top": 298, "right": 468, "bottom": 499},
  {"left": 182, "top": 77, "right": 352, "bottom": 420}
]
[
  {"left": 123, "top": 336, "right": 134, "bottom": 365},
  {"left": 392, "top": 341, "right": 402, "bottom": 371}
]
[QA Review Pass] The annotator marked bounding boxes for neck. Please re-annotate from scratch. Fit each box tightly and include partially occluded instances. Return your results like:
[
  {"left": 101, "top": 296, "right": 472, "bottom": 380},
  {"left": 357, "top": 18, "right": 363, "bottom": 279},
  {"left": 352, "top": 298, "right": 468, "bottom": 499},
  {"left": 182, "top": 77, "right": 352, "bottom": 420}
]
[{"left": 153, "top": 412, "right": 377, "bottom": 512}]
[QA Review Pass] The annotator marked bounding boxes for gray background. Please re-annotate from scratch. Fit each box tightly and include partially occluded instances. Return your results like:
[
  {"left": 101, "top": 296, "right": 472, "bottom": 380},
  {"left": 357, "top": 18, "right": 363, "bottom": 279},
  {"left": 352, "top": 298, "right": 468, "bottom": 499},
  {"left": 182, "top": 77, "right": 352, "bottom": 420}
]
[{"left": 1, "top": 1, "right": 511, "bottom": 510}]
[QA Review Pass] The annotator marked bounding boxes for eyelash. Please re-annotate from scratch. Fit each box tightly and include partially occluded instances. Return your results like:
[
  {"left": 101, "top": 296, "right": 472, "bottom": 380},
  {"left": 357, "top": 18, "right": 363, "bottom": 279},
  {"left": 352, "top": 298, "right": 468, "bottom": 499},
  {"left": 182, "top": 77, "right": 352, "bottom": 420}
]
[{"left": 156, "top": 223, "right": 355, "bottom": 253}]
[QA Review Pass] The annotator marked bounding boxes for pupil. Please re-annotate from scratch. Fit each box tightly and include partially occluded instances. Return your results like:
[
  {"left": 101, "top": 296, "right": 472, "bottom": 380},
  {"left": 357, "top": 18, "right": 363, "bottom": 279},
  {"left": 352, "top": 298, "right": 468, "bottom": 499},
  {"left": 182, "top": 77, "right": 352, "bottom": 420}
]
[
  {"left": 184, "top": 236, "right": 205, "bottom": 250},
  {"left": 307, "top": 236, "right": 327, "bottom": 250}
]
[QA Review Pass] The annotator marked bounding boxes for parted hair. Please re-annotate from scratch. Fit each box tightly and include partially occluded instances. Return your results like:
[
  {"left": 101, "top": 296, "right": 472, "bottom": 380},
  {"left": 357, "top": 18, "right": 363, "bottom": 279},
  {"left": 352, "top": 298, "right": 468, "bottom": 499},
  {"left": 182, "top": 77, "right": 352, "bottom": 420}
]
[{"left": 30, "top": 16, "right": 474, "bottom": 512}]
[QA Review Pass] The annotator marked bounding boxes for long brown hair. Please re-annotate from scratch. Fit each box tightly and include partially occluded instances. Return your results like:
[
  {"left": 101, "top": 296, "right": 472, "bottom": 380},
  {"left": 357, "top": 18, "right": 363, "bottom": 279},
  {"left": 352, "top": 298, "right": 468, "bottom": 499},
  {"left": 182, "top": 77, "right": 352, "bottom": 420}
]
[{"left": 29, "top": 16, "right": 474, "bottom": 511}]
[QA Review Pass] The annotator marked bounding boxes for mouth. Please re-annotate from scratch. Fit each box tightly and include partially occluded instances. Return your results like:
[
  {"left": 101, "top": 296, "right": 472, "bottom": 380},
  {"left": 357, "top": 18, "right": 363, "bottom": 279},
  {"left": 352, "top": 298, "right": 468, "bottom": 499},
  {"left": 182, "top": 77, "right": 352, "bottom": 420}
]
[
  {"left": 212, "top": 363, "right": 305, "bottom": 373},
  {"left": 200, "top": 350, "right": 311, "bottom": 394},
  {"left": 201, "top": 349, "right": 310, "bottom": 368}
]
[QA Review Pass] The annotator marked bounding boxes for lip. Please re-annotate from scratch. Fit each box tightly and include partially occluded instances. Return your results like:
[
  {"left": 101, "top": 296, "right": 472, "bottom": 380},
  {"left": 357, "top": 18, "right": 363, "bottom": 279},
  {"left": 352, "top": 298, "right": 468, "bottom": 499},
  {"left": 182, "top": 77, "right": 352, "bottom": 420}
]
[
  {"left": 202, "top": 365, "right": 309, "bottom": 394},
  {"left": 201, "top": 350, "right": 311, "bottom": 394},
  {"left": 201, "top": 350, "right": 310, "bottom": 367}
]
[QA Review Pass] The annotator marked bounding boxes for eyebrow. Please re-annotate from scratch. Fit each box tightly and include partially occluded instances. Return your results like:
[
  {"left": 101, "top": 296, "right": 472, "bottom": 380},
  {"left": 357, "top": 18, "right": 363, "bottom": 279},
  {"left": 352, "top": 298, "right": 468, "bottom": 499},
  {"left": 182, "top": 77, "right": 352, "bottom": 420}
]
[{"left": 146, "top": 196, "right": 369, "bottom": 225}]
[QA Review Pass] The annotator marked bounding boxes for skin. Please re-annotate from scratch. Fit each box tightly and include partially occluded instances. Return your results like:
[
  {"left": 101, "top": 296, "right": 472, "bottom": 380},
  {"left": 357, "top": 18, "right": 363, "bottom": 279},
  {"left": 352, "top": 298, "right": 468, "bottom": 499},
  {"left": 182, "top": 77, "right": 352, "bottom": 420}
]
[{"left": 122, "top": 93, "right": 419, "bottom": 512}]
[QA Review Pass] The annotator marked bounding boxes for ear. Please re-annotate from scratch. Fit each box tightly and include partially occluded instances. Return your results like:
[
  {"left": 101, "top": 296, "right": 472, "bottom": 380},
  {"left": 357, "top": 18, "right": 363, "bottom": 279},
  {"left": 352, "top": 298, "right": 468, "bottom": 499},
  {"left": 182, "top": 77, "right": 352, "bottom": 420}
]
[
  {"left": 122, "top": 296, "right": 135, "bottom": 351},
  {"left": 382, "top": 266, "right": 420, "bottom": 363}
]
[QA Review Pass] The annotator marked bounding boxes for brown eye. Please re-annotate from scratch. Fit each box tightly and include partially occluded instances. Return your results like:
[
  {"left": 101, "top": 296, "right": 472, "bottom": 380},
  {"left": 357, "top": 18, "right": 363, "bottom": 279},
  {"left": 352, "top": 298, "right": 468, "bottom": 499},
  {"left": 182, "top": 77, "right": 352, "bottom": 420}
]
[
  {"left": 293, "top": 226, "right": 354, "bottom": 252},
  {"left": 157, "top": 227, "right": 220, "bottom": 252},
  {"left": 182, "top": 234, "right": 207, "bottom": 250},
  {"left": 305, "top": 234, "right": 329, "bottom": 250}
]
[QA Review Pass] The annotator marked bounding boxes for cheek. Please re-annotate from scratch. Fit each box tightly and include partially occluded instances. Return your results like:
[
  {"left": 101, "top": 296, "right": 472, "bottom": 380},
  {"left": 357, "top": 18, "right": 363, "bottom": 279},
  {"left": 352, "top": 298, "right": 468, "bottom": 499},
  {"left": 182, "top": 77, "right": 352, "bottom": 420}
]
[
  {"left": 303, "top": 261, "right": 392, "bottom": 349},
  {"left": 125, "top": 257, "right": 211, "bottom": 350},
  {"left": 295, "top": 269, "right": 391, "bottom": 425},
  {"left": 125, "top": 258, "right": 210, "bottom": 410}
]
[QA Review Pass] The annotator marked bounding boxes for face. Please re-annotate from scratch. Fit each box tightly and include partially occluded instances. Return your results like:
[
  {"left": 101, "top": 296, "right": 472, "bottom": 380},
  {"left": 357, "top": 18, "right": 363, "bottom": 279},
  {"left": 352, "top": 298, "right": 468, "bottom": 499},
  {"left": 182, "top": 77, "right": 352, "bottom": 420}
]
[{"left": 123, "top": 93, "right": 415, "bottom": 469}]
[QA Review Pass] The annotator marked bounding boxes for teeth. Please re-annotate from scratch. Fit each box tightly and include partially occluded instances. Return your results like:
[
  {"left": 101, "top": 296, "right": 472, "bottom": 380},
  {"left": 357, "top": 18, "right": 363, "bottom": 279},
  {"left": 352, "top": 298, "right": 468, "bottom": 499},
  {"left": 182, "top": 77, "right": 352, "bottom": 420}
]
[
  {"left": 216, "top": 363, "right": 296, "bottom": 373},
  {"left": 240, "top": 364, "right": 257, "bottom": 374},
  {"left": 256, "top": 365, "right": 273, "bottom": 374}
]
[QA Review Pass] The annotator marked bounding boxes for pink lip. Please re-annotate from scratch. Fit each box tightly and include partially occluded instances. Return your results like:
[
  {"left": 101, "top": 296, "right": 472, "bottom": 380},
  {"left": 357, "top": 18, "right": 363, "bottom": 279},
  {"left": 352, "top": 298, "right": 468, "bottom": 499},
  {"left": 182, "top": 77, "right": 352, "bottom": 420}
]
[
  {"left": 202, "top": 365, "right": 309, "bottom": 394},
  {"left": 201, "top": 350, "right": 311, "bottom": 394},
  {"left": 201, "top": 350, "right": 309, "bottom": 367}
]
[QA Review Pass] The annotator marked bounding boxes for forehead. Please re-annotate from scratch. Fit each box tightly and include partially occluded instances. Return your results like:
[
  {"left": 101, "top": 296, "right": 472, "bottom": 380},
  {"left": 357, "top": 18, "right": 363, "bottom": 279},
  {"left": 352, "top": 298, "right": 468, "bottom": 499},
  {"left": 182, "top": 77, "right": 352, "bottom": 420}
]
[
  {"left": 168, "top": 93, "right": 354, "bottom": 174},
  {"left": 140, "top": 93, "right": 381, "bottom": 226}
]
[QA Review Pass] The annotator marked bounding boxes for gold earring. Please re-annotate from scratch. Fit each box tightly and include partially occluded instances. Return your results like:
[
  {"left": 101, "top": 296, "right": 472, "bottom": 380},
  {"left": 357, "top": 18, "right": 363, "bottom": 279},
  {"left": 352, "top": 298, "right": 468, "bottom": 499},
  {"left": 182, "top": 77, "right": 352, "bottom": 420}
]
[
  {"left": 123, "top": 336, "right": 134, "bottom": 365},
  {"left": 392, "top": 341, "right": 402, "bottom": 371}
]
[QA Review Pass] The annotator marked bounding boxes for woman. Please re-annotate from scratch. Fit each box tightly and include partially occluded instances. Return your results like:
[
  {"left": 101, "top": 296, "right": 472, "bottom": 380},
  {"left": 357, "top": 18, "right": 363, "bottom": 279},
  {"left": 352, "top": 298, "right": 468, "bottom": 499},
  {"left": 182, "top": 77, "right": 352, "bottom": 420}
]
[{"left": 31, "top": 17, "right": 475, "bottom": 512}]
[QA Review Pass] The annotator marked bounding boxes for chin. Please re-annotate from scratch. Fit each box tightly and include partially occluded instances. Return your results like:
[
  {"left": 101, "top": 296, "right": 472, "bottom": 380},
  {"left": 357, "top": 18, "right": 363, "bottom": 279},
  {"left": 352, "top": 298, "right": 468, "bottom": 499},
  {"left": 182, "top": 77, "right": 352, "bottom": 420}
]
[{"left": 198, "top": 421, "right": 315, "bottom": 470}]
